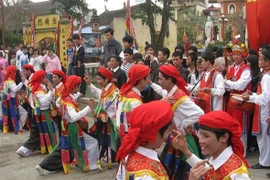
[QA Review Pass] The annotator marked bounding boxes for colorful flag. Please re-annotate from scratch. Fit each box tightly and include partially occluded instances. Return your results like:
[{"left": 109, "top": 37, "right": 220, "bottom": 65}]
[
  {"left": 182, "top": 28, "right": 190, "bottom": 54},
  {"left": 231, "top": 24, "right": 237, "bottom": 40},
  {"left": 125, "top": 0, "right": 138, "bottom": 49},
  {"left": 30, "top": 13, "right": 35, "bottom": 44},
  {"left": 69, "top": 16, "right": 74, "bottom": 38},
  {"left": 78, "top": 17, "right": 85, "bottom": 45}
]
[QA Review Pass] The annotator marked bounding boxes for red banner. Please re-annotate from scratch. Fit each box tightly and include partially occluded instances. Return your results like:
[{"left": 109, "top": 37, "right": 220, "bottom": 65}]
[{"left": 246, "top": 0, "right": 270, "bottom": 51}]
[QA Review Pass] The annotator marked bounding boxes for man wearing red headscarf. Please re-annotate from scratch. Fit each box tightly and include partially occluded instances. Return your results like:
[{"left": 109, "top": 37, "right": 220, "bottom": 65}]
[
  {"left": 2, "top": 66, "right": 25, "bottom": 134},
  {"left": 16, "top": 70, "right": 56, "bottom": 157},
  {"left": 150, "top": 65, "right": 204, "bottom": 179},
  {"left": 116, "top": 64, "right": 151, "bottom": 137},
  {"left": 36, "top": 75, "right": 99, "bottom": 175},
  {"left": 116, "top": 101, "right": 173, "bottom": 180},
  {"left": 174, "top": 111, "right": 250, "bottom": 180},
  {"left": 84, "top": 67, "right": 119, "bottom": 169}
]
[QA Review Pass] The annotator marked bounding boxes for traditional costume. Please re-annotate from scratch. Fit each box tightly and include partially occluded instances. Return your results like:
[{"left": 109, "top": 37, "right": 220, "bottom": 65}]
[
  {"left": 37, "top": 76, "right": 99, "bottom": 175},
  {"left": 224, "top": 44, "right": 251, "bottom": 156},
  {"left": 151, "top": 65, "right": 204, "bottom": 179},
  {"left": 116, "top": 101, "right": 173, "bottom": 180},
  {"left": 2, "top": 66, "right": 24, "bottom": 134},
  {"left": 88, "top": 67, "right": 119, "bottom": 169},
  {"left": 186, "top": 111, "right": 250, "bottom": 180},
  {"left": 116, "top": 64, "right": 151, "bottom": 137},
  {"left": 248, "top": 48, "right": 270, "bottom": 168}
]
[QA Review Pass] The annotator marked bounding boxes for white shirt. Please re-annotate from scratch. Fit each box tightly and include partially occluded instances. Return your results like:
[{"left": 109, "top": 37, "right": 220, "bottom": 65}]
[
  {"left": 35, "top": 85, "right": 54, "bottom": 110},
  {"left": 186, "top": 146, "right": 250, "bottom": 180},
  {"left": 62, "top": 93, "right": 91, "bottom": 123},
  {"left": 119, "top": 49, "right": 139, "bottom": 60},
  {"left": 5, "top": 80, "right": 23, "bottom": 98},
  {"left": 29, "top": 55, "right": 43, "bottom": 71},
  {"left": 224, "top": 66, "right": 251, "bottom": 91},
  {"left": 116, "top": 87, "right": 142, "bottom": 132},
  {"left": 116, "top": 146, "right": 161, "bottom": 180},
  {"left": 249, "top": 72, "right": 270, "bottom": 125},
  {"left": 111, "top": 66, "right": 120, "bottom": 72},
  {"left": 151, "top": 84, "right": 204, "bottom": 131},
  {"left": 88, "top": 83, "right": 118, "bottom": 120}
]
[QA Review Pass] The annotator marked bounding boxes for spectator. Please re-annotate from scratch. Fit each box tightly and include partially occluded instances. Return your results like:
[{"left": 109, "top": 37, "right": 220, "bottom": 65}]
[
  {"left": 16, "top": 45, "right": 29, "bottom": 72},
  {"left": 109, "top": 55, "right": 127, "bottom": 89},
  {"left": 0, "top": 49, "right": 8, "bottom": 87},
  {"left": 121, "top": 48, "right": 135, "bottom": 78},
  {"left": 119, "top": 35, "right": 138, "bottom": 60},
  {"left": 172, "top": 51, "right": 189, "bottom": 82},
  {"left": 28, "top": 46, "right": 34, "bottom": 60},
  {"left": 29, "top": 49, "right": 43, "bottom": 71},
  {"left": 16, "top": 43, "right": 23, "bottom": 64},
  {"left": 8, "top": 51, "right": 16, "bottom": 65},
  {"left": 66, "top": 38, "right": 74, "bottom": 76},
  {"left": 157, "top": 47, "right": 170, "bottom": 65}
]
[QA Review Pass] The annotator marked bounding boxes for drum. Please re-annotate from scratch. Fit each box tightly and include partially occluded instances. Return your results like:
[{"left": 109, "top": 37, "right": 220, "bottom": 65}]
[
  {"left": 229, "top": 95, "right": 255, "bottom": 112},
  {"left": 190, "top": 96, "right": 206, "bottom": 110},
  {"left": 79, "top": 119, "right": 89, "bottom": 130},
  {"left": 50, "top": 109, "right": 58, "bottom": 117}
]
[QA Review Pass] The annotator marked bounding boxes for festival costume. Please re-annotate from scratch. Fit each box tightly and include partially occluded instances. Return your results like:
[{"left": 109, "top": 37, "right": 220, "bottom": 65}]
[
  {"left": 116, "top": 101, "right": 173, "bottom": 180},
  {"left": 151, "top": 65, "right": 204, "bottom": 179},
  {"left": 249, "top": 69, "right": 270, "bottom": 167},
  {"left": 186, "top": 111, "right": 250, "bottom": 180}
]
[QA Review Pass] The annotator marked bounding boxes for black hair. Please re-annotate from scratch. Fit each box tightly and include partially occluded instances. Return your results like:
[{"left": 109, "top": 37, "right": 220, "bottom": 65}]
[
  {"left": 122, "top": 35, "right": 133, "bottom": 44},
  {"left": 33, "top": 48, "right": 40, "bottom": 55},
  {"left": 47, "top": 46, "right": 54, "bottom": 51},
  {"left": 202, "top": 52, "right": 215, "bottom": 65},
  {"left": 135, "top": 75, "right": 148, "bottom": 86},
  {"left": 249, "top": 49, "right": 257, "bottom": 56},
  {"left": 110, "top": 54, "right": 121, "bottom": 62},
  {"left": 260, "top": 44, "right": 268, "bottom": 49},
  {"left": 159, "top": 47, "right": 170, "bottom": 58},
  {"left": 104, "top": 27, "right": 114, "bottom": 36},
  {"left": 187, "top": 52, "right": 198, "bottom": 62},
  {"left": 53, "top": 74, "right": 63, "bottom": 81},
  {"left": 9, "top": 51, "right": 16, "bottom": 56},
  {"left": 199, "top": 124, "right": 232, "bottom": 146},
  {"left": 188, "top": 46, "right": 198, "bottom": 53},
  {"left": 215, "top": 48, "right": 223, "bottom": 58},
  {"left": 66, "top": 38, "right": 73, "bottom": 42},
  {"left": 72, "top": 34, "right": 80, "bottom": 40},
  {"left": 123, "top": 48, "right": 133, "bottom": 55},
  {"left": 174, "top": 44, "right": 184, "bottom": 53},
  {"left": 132, "top": 53, "right": 143, "bottom": 61},
  {"left": 247, "top": 55, "right": 261, "bottom": 77},
  {"left": 96, "top": 71, "right": 110, "bottom": 82},
  {"left": 159, "top": 71, "right": 177, "bottom": 84},
  {"left": 22, "top": 45, "right": 28, "bottom": 50},
  {"left": 159, "top": 120, "right": 172, "bottom": 137},
  {"left": 172, "top": 51, "right": 183, "bottom": 59},
  {"left": 145, "top": 44, "right": 155, "bottom": 51}
]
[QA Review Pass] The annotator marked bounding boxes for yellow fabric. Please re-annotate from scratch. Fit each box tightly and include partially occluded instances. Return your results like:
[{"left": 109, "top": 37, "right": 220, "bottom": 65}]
[
  {"left": 224, "top": 164, "right": 250, "bottom": 180},
  {"left": 126, "top": 170, "right": 169, "bottom": 180},
  {"left": 172, "top": 95, "right": 189, "bottom": 111}
]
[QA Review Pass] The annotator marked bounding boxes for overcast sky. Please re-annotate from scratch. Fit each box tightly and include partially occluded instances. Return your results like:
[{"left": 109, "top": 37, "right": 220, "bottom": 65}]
[{"left": 32, "top": 0, "right": 146, "bottom": 15}]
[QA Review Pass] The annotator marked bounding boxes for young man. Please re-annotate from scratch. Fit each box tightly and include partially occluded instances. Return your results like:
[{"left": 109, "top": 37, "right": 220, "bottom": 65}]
[
  {"left": 186, "top": 52, "right": 198, "bottom": 84},
  {"left": 174, "top": 111, "right": 250, "bottom": 180},
  {"left": 103, "top": 28, "right": 122, "bottom": 67},
  {"left": 109, "top": 54, "right": 127, "bottom": 89},
  {"left": 116, "top": 101, "right": 173, "bottom": 180},
  {"left": 116, "top": 64, "right": 151, "bottom": 136},
  {"left": 72, "top": 34, "right": 86, "bottom": 95},
  {"left": 191, "top": 52, "right": 225, "bottom": 113},
  {"left": 150, "top": 65, "right": 204, "bottom": 179},
  {"left": 85, "top": 67, "right": 119, "bottom": 169},
  {"left": 119, "top": 35, "right": 138, "bottom": 60},
  {"left": 15, "top": 43, "right": 23, "bottom": 65},
  {"left": 242, "top": 46, "right": 270, "bottom": 169},
  {"left": 66, "top": 38, "right": 74, "bottom": 76},
  {"left": 121, "top": 48, "right": 135, "bottom": 78},
  {"left": 36, "top": 75, "right": 99, "bottom": 175},
  {"left": 16, "top": 45, "right": 29, "bottom": 72},
  {"left": 172, "top": 51, "right": 189, "bottom": 82},
  {"left": 224, "top": 44, "right": 251, "bottom": 157},
  {"left": 157, "top": 47, "right": 170, "bottom": 65}
]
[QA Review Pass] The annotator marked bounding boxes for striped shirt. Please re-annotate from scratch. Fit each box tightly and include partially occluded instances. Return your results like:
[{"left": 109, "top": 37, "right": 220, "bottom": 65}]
[{"left": 121, "top": 62, "right": 135, "bottom": 78}]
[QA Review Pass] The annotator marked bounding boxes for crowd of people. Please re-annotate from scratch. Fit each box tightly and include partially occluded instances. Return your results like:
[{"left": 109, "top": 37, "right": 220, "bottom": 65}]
[{"left": 0, "top": 27, "right": 270, "bottom": 179}]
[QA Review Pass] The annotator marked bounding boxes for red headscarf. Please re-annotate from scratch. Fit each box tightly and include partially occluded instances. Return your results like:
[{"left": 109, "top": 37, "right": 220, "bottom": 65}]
[
  {"left": 5, "top": 65, "right": 16, "bottom": 80},
  {"left": 52, "top": 70, "right": 66, "bottom": 83},
  {"left": 120, "top": 64, "right": 151, "bottom": 95},
  {"left": 198, "top": 111, "right": 249, "bottom": 168},
  {"left": 116, "top": 101, "right": 173, "bottom": 161},
  {"left": 159, "top": 65, "right": 189, "bottom": 95},
  {"left": 22, "top": 64, "right": 35, "bottom": 73},
  {"left": 98, "top": 67, "right": 113, "bottom": 82},
  {"left": 61, "top": 75, "right": 82, "bottom": 99},
  {"left": 29, "top": 70, "right": 46, "bottom": 94}
]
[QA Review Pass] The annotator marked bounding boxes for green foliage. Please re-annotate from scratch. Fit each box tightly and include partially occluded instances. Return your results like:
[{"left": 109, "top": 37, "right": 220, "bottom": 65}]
[
  {"left": 0, "top": 30, "right": 23, "bottom": 47},
  {"left": 205, "top": 41, "right": 223, "bottom": 52}
]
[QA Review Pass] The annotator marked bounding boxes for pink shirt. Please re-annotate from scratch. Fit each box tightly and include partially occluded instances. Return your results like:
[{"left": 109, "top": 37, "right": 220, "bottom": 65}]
[
  {"left": 0, "top": 57, "right": 8, "bottom": 87},
  {"left": 43, "top": 54, "right": 62, "bottom": 74}
]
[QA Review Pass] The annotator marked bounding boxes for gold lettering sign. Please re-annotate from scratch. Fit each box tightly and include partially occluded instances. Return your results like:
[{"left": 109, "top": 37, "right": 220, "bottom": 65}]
[
  {"left": 247, "top": 0, "right": 257, "bottom": 2},
  {"left": 35, "top": 14, "right": 60, "bottom": 30}
]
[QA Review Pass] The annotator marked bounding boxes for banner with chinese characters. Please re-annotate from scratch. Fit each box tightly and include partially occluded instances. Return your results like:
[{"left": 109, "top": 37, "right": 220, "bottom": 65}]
[
  {"left": 35, "top": 14, "right": 60, "bottom": 30},
  {"left": 81, "top": 33, "right": 102, "bottom": 57}
]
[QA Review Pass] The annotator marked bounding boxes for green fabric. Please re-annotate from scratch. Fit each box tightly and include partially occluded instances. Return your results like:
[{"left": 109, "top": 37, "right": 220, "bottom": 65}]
[
  {"left": 180, "top": 134, "right": 200, "bottom": 161},
  {"left": 43, "top": 110, "right": 56, "bottom": 147}
]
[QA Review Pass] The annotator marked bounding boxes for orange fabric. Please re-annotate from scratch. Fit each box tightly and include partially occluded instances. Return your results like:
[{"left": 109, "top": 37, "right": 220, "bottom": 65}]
[
  {"left": 98, "top": 67, "right": 113, "bottom": 82},
  {"left": 5, "top": 65, "right": 16, "bottom": 80},
  {"left": 120, "top": 64, "right": 151, "bottom": 95},
  {"left": 116, "top": 101, "right": 173, "bottom": 161},
  {"left": 22, "top": 64, "right": 35, "bottom": 73},
  {"left": 52, "top": 70, "right": 66, "bottom": 83},
  {"left": 198, "top": 70, "right": 219, "bottom": 113},
  {"left": 204, "top": 154, "right": 248, "bottom": 180},
  {"left": 61, "top": 75, "right": 82, "bottom": 99},
  {"left": 159, "top": 65, "right": 189, "bottom": 95},
  {"left": 29, "top": 70, "right": 46, "bottom": 95},
  {"left": 199, "top": 111, "right": 249, "bottom": 168}
]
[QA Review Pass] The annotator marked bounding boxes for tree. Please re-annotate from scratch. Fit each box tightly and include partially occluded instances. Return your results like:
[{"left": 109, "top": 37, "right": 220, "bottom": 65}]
[{"left": 50, "top": 0, "right": 90, "bottom": 21}]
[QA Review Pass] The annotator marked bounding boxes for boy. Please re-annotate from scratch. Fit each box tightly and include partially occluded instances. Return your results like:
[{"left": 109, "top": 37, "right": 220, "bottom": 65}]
[
  {"left": 121, "top": 47, "right": 135, "bottom": 78},
  {"left": 66, "top": 38, "right": 74, "bottom": 76},
  {"left": 16, "top": 45, "right": 29, "bottom": 72},
  {"left": 119, "top": 35, "right": 138, "bottom": 60}
]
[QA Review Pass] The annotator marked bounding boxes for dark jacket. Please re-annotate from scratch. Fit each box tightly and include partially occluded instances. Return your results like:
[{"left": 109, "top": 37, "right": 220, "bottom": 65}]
[
  {"left": 103, "top": 39, "right": 122, "bottom": 66},
  {"left": 112, "top": 67, "right": 127, "bottom": 89},
  {"left": 73, "top": 44, "right": 85, "bottom": 66},
  {"left": 178, "top": 66, "right": 189, "bottom": 83}
]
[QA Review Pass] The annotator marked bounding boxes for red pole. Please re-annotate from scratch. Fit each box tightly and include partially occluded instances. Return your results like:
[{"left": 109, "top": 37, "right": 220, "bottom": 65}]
[{"left": 1, "top": 0, "right": 5, "bottom": 48}]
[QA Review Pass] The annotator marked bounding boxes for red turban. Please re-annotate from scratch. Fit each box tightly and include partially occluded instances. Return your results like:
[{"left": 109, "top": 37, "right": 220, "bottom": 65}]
[
  {"left": 52, "top": 70, "right": 66, "bottom": 83},
  {"left": 159, "top": 65, "right": 189, "bottom": 95},
  {"left": 61, "top": 75, "right": 82, "bottom": 99},
  {"left": 120, "top": 64, "right": 151, "bottom": 95},
  {"left": 116, "top": 101, "right": 173, "bottom": 161},
  {"left": 22, "top": 64, "right": 35, "bottom": 73},
  {"left": 198, "top": 111, "right": 249, "bottom": 168},
  {"left": 29, "top": 70, "right": 46, "bottom": 94},
  {"left": 98, "top": 67, "right": 113, "bottom": 82},
  {"left": 5, "top": 65, "right": 16, "bottom": 80}
]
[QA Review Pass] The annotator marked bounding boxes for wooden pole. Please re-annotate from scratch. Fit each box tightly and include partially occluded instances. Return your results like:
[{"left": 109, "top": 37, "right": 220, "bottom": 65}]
[{"left": 1, "top": 0, "right": 5, "bottom": 48}]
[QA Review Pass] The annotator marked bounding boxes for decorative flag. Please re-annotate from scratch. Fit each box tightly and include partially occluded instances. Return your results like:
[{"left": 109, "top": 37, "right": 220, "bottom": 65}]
[
  {"left": 246, "top": 0, "right": 270, "bottom": 51},
  {"left": 231, "top": 24, "right": 237, "bottom": 40},
  {"left": 182, "top": 28, "right": 190, "bottom": 54},
  {"left": 30, "top": 12, "right": 35, "bottom": 44},
  {"left": 78, "top": 17, "right": 85, "bottom": 45},
  {"left": 125, "top": 0, "right": 138, "bottom": 49},
  {"left": 53, "top": 21, "right": 60, "bottom": 56},
  {"left": 69, "top": 16, "right": 74, "bottom": 38}
]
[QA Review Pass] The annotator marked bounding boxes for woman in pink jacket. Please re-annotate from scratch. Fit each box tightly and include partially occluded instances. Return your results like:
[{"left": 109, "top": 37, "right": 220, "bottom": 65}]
[{"left": 43, "top": 47, "right": 62, "bottom": 82}]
